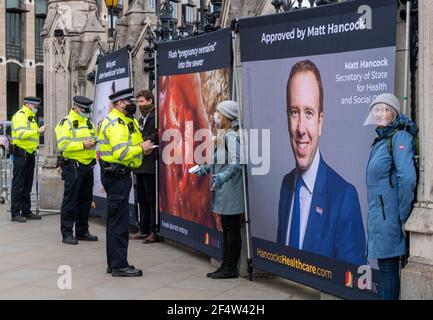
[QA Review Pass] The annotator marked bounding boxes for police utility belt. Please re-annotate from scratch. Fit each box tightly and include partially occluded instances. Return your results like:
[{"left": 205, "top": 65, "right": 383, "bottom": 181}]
[
  {"left": 11, "top": 145, "right": 35, "bottom": 157},
  {"left": 59, "top": 157, "right": 96, "bottom": 168},
  {"left": 100, "top": 160, "right": 132, "bottom": 178}
]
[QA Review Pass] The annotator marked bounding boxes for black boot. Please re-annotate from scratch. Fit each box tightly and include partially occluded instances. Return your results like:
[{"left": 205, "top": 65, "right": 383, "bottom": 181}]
[
  {"left": 112, "top": 266, "right": 143, "bottom": 277},
  {"left": 76, "top": 232, "right": 98, "bottom": 241},
  {"left": 22, "top": 212, "right": 42, "bottom": 220},
  {"left": 210, "top": 266, "right": 238, "bottom": 279},
  {"left": 107, "top": 265, "right": 134, "bottom": 274},
  {"left": 11, "top": 215, "right": 26, "bottom": 223},
  {"left": 62, "top": 236, "right": 78, "bottom": 245},
  {"left": 206, "top": 264, "right": 226, "bottom": 278}
]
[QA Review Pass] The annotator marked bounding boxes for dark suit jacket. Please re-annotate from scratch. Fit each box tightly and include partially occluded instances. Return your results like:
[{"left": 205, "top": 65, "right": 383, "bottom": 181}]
[
  {"left": 134, "top": 108, "right": 157, "bottom": 175},
  {"left": 277, "top": 155, "right": 367, "bottom": 265}
]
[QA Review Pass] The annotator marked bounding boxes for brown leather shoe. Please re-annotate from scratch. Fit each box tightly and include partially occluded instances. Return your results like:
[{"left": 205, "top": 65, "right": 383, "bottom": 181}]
[
  {"left": 142, "top": 232, "right": 157, "bottom": 244},
  {"left": 129, "top": 232, "right": 148, "bottom": 240}
]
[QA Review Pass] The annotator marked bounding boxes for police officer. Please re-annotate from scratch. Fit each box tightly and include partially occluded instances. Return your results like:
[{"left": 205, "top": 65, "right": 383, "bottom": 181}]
[
  {"left": 55, "top": 96, "right": 99, "bottom": 245},
  {"left": 10, "top": 96, "right": 47, "bottom": 223},
  {"left": 98, "top": 88, "right": 154, "bottom": 277}
]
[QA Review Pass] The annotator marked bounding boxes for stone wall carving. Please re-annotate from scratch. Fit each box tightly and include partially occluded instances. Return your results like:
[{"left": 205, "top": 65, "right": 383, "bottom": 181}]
[
  {"left": 40, "top": 0, "right": 106, "bottom": 209},
  {"left": 56, "top": 4, "right": 73, "bottom": 31}
]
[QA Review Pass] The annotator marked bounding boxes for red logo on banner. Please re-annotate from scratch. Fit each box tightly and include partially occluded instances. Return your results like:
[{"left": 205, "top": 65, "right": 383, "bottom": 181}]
[
  {"left": 345, "top": 271, "right": 353, "bottom": 288},
  {"left": 204, "top": 233, "right": 221, "bottom": 248}
]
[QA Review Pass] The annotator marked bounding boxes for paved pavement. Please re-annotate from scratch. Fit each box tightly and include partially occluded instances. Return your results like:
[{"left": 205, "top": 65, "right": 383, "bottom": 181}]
[{"left": 0, "top": 206, "right": 320, "bottom": 300}]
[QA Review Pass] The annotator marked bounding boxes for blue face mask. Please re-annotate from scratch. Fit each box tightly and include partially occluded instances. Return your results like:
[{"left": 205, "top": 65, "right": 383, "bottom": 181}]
[
  {"left": 32, "top": 107, "right": 38, "bottom": 114},
  {"left": 214, "top": 112, "right": 221, "bottom": 128},
  {"left": 79, "top": 111, "right": 90, "bottom": 119},
  {"left": 75, "top": 107, "right": 90, "bottom": 118}
]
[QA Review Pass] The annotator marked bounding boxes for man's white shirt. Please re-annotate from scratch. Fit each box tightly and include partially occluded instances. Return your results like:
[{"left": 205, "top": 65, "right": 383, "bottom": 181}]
[{"left": 285, "top": 150, "right": 320, "bottom": 249}]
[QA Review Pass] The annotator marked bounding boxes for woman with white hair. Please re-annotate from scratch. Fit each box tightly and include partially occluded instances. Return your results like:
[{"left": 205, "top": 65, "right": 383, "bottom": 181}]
[{"left": 365, "top": 93, "right": 417, "bottom": 300}]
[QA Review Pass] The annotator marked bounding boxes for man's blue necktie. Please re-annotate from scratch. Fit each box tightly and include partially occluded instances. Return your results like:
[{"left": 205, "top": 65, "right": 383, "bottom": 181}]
[{"left": 289, "top": 176, "right": 303, "bottom": 249}]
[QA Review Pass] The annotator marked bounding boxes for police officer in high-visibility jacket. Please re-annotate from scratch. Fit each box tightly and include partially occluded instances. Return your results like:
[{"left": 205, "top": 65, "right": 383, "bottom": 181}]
[
  {"left": 55, "top": 96, "right": 99, "bottom": 245},
  {"left": 10, "top": 96, "right": 47, "bottom": 223},
  {"left": 99, "top": 88, "right": 154, "bottom": 277}
]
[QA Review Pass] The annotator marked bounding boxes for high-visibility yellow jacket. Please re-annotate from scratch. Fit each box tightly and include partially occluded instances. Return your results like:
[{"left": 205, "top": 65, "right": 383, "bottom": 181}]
[
  {"left": 55, "top": 109, "right": 97, "bottom": 165},
  {"left": 98, "top": 108, "right": 143, "bottom": 168},
  {"left": 11, "top": 106, "right": 40, "bottom": 154}
]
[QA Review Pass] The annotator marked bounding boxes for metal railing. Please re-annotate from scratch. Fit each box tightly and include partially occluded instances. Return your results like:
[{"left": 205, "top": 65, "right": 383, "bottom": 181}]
[
  {"left": 0, "top": 152, "right": 11, "bottom": 205},
  {"left": 0, "top": 151, "right": 43, "bottom": 213}
]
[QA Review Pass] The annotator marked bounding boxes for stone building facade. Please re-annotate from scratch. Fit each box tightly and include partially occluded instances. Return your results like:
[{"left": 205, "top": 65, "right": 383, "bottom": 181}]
[
  {"left": 0, "top": 0, "right": 138, "bottom": 122},
  {"left": 39, "top": 0, "right": 221, "bottom": 208},
  {"left": 38, "top": 0, "right": 432, "bottom": 299}
]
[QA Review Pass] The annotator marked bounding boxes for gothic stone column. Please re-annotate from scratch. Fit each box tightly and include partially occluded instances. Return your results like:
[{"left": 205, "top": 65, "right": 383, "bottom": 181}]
[
  {"left": 401, "top": 2, "right": 433, "bottom": 300},
  {"left": 40, "top": 0, "right": 104, "bottom": 209},
  {"left": 40, "top": 28, "right": 71, "bottom": 209},
  {"left": 21, "top": 0, "right": 37, "bottom": 100}
]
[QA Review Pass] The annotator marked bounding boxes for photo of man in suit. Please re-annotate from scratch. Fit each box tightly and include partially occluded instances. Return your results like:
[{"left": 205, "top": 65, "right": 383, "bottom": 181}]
[{"left": 277, "top": 60, "right": 367, "bottom": 265}]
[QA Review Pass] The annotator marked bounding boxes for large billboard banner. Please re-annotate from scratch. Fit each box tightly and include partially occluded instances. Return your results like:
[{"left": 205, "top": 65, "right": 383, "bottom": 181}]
[
  {"left": 158, "top": 29, "right": 232, "bottom": 258},
  {"left": 239, "top": 0, "right": 397, "bottom": 299}
]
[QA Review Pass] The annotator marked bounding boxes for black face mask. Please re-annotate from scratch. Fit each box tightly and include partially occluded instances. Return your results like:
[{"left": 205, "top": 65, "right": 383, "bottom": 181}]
[
  {"left": 139, "top": 104, "right": 154, "bottom": 115},
  {"left": 125, "top": 103, "right": 137, "bottom": 116}
]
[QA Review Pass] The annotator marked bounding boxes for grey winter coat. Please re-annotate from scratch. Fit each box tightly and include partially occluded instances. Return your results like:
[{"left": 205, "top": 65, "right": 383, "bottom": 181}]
[{"left": 201, "top": 130, "right": 245, "bottom": 215}]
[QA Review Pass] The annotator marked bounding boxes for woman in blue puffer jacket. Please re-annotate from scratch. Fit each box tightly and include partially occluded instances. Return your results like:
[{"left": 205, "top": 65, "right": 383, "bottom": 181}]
[{"left": 365, "top": 93, "right": 417, "bottom": 300}]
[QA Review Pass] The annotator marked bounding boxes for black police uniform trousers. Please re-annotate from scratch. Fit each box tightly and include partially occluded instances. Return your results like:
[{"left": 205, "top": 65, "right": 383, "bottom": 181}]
[
  {"left": 10, "top": 147, "right": 35, "bottom": 217},
  {"left": 135, "top": 173, "right": 156, "bottom": 235},
  {"left": 101, "top": 168, "right": 132, "bottom": 269},
  {"left": 60, "top": 161, "right": 93, "bottom": 238}
]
